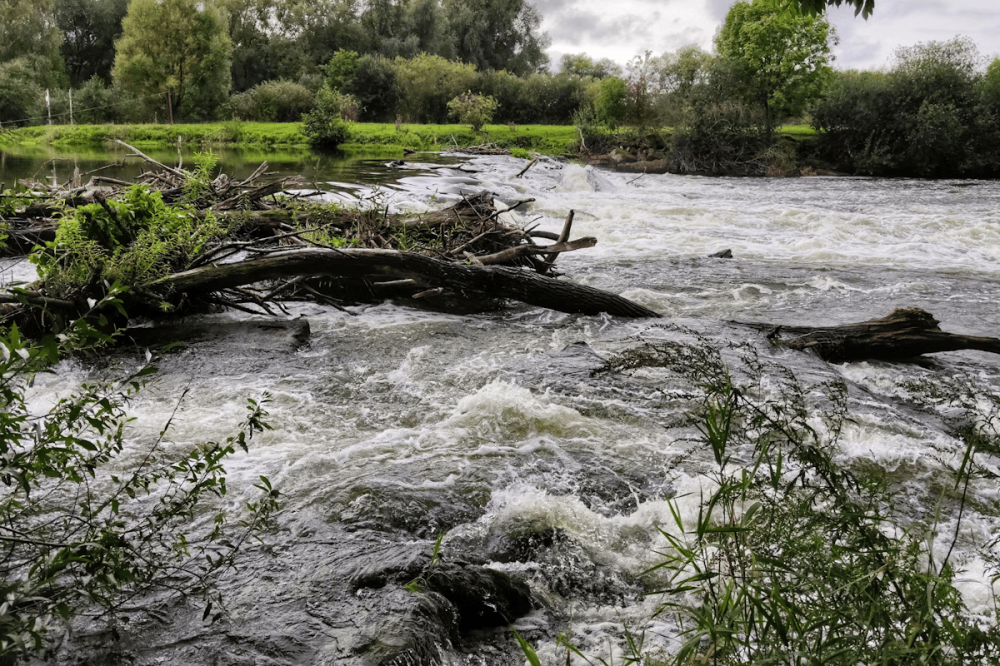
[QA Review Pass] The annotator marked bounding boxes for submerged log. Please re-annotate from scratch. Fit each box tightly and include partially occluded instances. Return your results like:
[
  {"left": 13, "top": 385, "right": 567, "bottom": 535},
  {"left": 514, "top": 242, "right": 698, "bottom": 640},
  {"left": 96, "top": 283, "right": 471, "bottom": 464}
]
[
  {"left": 149, "top": 247, "right": 660, "bottom": 319},
  {"left": 769, "top": 308, "right": 1000, "bottom": 362}
]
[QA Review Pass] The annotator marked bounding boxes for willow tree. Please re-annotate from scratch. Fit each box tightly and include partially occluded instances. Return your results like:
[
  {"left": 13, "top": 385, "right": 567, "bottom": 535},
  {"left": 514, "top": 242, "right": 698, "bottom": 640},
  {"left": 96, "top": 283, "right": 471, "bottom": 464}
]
[{"left": 112, "top": 0, "right": 232, "bottom": 121}]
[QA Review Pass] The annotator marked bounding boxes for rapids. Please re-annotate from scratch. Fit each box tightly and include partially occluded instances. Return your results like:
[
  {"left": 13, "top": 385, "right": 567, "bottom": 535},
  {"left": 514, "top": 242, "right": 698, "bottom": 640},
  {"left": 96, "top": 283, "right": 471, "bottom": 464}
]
[{"left": 11, "top": 156, "right": 1000, "bottom": 664}]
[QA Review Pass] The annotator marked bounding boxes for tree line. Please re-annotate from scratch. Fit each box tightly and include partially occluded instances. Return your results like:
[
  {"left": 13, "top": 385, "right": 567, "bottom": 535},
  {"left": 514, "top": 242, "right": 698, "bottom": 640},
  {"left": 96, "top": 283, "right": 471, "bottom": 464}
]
[{"left": 0, "top": 0, "right": 554, "bottom": 126}]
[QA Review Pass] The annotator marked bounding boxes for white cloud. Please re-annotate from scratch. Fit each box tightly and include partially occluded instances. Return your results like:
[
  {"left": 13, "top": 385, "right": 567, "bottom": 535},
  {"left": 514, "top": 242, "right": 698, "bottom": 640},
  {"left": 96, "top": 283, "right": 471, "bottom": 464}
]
[{"left": 537, "top": 0, "right": 1000, "bottom": 71}]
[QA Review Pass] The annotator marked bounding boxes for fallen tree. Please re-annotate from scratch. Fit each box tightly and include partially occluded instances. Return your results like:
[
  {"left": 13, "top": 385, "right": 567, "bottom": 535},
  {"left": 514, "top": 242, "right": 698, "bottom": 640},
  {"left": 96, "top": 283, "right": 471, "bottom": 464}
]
[
  {"left": 761, "top": 307, "right": 1000, "bottom": 362},
  {"left": 0, "top": 144, "right": 659, "bottom": 334}
]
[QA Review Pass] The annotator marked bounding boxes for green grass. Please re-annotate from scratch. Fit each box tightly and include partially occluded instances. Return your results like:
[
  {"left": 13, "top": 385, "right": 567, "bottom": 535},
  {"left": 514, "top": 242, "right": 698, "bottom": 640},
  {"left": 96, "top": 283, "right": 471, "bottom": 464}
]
[
  {"left": 778, "top": 124, "right": 818, "bottom": 140},
  {"left": 0, "top": 122, "right": 579, "bottom": 155}
]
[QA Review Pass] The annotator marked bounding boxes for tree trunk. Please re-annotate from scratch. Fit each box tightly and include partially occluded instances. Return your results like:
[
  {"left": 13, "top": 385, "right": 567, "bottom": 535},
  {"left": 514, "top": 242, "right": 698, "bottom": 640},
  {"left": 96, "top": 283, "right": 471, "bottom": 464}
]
[
  {"left": 769, "top": 308, "right": 1000, "bottom": 362},
  {"left": 149, "top": 247, "right": 660, "bottom": 319}
]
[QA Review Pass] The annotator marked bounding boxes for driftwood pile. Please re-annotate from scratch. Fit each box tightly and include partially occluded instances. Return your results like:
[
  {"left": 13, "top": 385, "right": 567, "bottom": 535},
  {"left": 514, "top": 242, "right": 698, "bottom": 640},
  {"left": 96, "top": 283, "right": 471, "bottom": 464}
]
[
  {"left": 5, "top": 147, "right": 998, "bottom": 365},
  {"left": 0, "top": 142, "right": 658, "bottom": 328}
]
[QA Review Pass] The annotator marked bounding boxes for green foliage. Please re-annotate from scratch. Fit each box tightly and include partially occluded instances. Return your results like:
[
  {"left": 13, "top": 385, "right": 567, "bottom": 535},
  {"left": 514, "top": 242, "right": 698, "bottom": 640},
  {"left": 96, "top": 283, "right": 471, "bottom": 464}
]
[
  {"left": 813, "top": 38, "right": 991, "bottom": 177},
  {"left": 323, "top": 49, "right": 360, "bottom": 93},
  {"left": 715, "top": 0, "right": 834, "bottom": 133},
  {"left": 394, "top": 54, "right": 478, "bottom": 124},
  {"left": 447, "top": 91, "right": 498, "bottom": 131},
  {"left": 0, "top": 59, "right": 44, "bottom": 126},
  {"left": 0, "top": 0, "right": 66, "bottom": 92},
  {"left": 597, "top": 341, "right": 1000, "bottom": 665},
  {"left": 560, "top": 53, "right": 622, "bottom": 80},
  {"left": 113, "top": 0, "right": 232, "bottom": 122},
  {"left": 31, "top": 184, "right": 224, "bottom": 297},
  {"left": 226, "top": 79, "right": 316, "bottom": 123},
  {"left": 344, "top": 54, "right": 401, "bottom": 122},
  {"left": 55, "top": 0, "right": 129, "bottom": 86},
  {"left": 301, "top": 86, "right": 353, "bottom": 149},
  {"left": 592, "top": 77, "right": 628, "bottom": 129},
  {"left": 72, "top": 76, "right": 142, "bottom": 124},
  {"left": 0, "top": 300, "right": 279, "bottom": 660},
  {"left": 445, "top": 0, "right": 548, "bottom": 76}
]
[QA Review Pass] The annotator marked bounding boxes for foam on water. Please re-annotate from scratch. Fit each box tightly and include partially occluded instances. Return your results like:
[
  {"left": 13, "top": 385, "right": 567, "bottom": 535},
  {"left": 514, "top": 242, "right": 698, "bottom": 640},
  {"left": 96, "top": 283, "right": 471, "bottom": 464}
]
[{"left": 16, "top": 155, "right": 1000, "bottom": 662}]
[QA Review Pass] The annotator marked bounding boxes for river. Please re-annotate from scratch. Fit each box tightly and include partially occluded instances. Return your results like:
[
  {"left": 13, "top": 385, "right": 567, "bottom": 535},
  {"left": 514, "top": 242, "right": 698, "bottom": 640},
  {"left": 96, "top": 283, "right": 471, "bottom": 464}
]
[{"left": 7, "top": 152, "right": 1000, "bottom": 664}]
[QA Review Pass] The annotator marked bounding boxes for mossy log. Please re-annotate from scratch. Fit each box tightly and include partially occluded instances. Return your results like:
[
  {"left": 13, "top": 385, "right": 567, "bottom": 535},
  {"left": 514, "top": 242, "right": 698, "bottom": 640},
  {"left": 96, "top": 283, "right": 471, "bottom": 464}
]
[
  {"left": 149, "top": 247, "right": 660, "bottom": 318},
  {"left": 769, "top": 308, "right": 1000, "bottom": 362}
]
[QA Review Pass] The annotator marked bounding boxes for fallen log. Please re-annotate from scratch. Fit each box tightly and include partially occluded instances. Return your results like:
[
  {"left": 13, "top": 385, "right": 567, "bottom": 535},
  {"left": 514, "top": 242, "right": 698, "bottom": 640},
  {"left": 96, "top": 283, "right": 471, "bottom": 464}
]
[
  {"left": 149, "top": 247, "right": 660, "bottom": 318},
  {"left": 767, "top": 308, "right": 1000, "bottom": 362}
]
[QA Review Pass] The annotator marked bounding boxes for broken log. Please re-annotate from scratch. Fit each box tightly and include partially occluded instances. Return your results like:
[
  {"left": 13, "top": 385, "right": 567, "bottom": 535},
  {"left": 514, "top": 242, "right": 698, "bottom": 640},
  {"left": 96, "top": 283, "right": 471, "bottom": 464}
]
[
  {"left": 149, "top": 247, "right": 660, "bottom": 318},
  {"left": 768, "top": 308, "right": 1000, "bottom": 362}
]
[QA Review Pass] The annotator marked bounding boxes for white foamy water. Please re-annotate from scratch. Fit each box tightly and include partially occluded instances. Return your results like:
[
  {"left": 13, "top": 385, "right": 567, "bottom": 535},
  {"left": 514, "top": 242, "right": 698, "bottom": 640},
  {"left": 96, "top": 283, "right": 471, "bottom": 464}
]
[{"left": 13, "top": 157, "right": 1000, "bottom": 663}]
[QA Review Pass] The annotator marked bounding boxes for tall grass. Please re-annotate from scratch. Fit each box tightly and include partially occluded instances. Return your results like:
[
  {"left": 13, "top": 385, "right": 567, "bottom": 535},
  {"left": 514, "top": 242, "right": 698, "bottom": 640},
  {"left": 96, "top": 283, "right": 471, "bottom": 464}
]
[{"left": 578, "top": 340, "right": 1000, "bottom": 665}]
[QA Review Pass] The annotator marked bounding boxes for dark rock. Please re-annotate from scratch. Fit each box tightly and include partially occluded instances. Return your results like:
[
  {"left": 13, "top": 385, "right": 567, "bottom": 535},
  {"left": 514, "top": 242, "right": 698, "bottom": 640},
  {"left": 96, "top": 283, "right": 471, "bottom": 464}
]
[
  {"left": 358, "top": 589, "right": 457, "bottom": 666},
  {"left": 425, "top": 562, "right": 532, "bottom": 630},
  {"left": 709, "top": 249, "right": 733, "bottom": 259}
]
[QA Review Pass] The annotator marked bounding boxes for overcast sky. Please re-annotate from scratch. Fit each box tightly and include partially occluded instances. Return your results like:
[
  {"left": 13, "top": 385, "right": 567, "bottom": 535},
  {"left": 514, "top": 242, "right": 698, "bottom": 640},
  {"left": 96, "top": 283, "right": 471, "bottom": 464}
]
[{"left": 537, "top": 0, "right": 1000, "bottom": 71}]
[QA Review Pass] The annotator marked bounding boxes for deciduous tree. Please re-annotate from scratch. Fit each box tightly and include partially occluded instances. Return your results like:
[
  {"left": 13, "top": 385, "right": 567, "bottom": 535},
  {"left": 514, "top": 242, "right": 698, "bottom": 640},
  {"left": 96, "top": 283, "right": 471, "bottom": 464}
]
[
  {"left": 112, "top": 0, "right": 232, "bottom": 121},
  {"left": 715, "top": 0, "right": 834, "bottom": 136},
  {"left": 55, "top": 0, "right": 129, "bottom": 86},
  {"left": 444, "top": 0, "right": 548, "bottom": 76}
]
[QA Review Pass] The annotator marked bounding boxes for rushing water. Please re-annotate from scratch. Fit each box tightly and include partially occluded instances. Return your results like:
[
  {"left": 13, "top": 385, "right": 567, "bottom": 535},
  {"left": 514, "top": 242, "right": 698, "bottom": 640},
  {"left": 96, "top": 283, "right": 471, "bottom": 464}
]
[{"left": 9, "top": 153, "right": 1000, "bottom": 664}]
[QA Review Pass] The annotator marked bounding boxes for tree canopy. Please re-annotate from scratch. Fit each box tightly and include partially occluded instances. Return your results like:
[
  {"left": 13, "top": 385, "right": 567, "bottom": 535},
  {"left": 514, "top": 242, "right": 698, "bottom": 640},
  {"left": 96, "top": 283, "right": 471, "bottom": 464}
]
[
  {"left": 716, "top": 0, "right": 834, "bottom": 131},
  {"left": 113, "top": 0, "right": 232, "bottom": 121}
]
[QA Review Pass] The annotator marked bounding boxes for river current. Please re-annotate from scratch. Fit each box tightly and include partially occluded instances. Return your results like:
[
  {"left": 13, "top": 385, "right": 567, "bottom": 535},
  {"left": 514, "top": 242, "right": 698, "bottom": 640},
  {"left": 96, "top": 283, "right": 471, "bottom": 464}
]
[{"left": 11, "top": 156, "right": 1000, "bottom": 664}]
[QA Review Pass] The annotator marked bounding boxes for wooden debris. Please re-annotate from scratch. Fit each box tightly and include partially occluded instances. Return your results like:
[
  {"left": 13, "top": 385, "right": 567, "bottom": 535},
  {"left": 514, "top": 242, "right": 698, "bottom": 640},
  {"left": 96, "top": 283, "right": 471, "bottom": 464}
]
[{"left": 767, "top": 308, "right": 1000, "bottom": 362}]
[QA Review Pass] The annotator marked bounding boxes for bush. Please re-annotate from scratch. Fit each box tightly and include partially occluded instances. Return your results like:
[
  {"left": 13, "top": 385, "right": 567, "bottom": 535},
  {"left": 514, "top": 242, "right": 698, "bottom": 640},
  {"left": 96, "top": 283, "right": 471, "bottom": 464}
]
[
  {"left": 344, "top": 54, "right": 400, "bottom": 122},
  {"left": 225, "top": 79, "right": 315, "bottom": 122},
  {"left": 0, "top": 295, "right": 279, "bottom": 661},
  {"left": 592, "top": 77, "right": 628, "bottom": 128},
  {"left": 393, "top": 54, "right": 477, "bottom": 123},
  {"left": 447, "top": 91, "right": 498, "bottom": 131},
  {"left": 474, "top": 70, "right": 527, "bottom": 124},
  {"left": 593, "top": 341, "right": 1000, "bottom": 665},
  {"left": 0, "top": 59, "right": 44, "bottom": 126},
  {"left": 812, "top": 38, "right": 985, "bottom": 177},
  {"left": 71, "top": 77, "right": 142, "bottom": 124},
  {"left": 301, "top": 86, "right": 353, "bottom": 148}
]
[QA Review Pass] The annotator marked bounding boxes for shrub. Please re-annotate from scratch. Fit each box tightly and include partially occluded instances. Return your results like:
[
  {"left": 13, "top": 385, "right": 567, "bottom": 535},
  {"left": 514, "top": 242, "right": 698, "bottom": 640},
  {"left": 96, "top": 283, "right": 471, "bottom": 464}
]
[
  {"left": 0, "top": 59, "right": 44, "bottom": 126},
  {"left": 344, "top": 54, "right": 400, "bottom": 122},
  {"left": 32, "top": 184, "right": 224, "bottom": 298},
  {"left": 812, "top": 38, "right": 984, "bottom": 177},
  {"left": 447, "top": 91, "right": 498, "bottom": 131},
  {"left": 301, "top": 86, "right": 353, "bottom": 148},
  {"left": 226, "top": 79, "right": 315, "bottom": 122},
  {"left": 0, "top": 297, "right": 279, "bottom": 661},
  {"left": 71, "top": 77, "right": 142, "bottom": 124},
  {"left": 393, "top": 54, "right": 477, "bottom": 123},
  {"left": 474, "top": 69, "right": 527, "bottom": 124},
  {"left": 592, "top": 76, "right": 628, "bottom": 128},
  {"left": 593, "top": 341, "right": 1000, "bottom": 665}
]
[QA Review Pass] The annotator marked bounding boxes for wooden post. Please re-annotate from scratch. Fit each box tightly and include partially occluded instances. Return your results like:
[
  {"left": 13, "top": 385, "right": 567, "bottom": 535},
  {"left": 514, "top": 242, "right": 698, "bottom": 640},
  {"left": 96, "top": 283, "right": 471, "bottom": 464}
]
[{"left": 166, "top": 90, "right": 173, "bottom": 125}]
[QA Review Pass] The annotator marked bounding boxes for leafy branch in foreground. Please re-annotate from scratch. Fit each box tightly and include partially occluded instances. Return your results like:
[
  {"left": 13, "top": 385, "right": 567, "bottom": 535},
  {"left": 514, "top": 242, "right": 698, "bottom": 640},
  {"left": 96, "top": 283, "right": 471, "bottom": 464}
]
[
  {"left": 595, "top": 341, "right": 1000, "bottom": 665},
  {"left": 0, "top": 297, "right": 279, "bottom": 660}
]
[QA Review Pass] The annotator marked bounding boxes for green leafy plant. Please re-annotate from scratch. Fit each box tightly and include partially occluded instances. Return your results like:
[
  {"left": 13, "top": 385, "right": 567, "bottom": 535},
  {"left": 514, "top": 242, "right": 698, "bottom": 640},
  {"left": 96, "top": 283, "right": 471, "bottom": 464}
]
[
  {"left": 447, "top": 91, "right": 499, "bottom": 131},
  {"left": 301, "top": 86, "right": 353, "bottom": 149},
  {"left": 596, "top": 340, "right": 1000, "bottom": 665},
  {"left": 0, "top": 295, "right": 279, "bottom": 660},
  {"left": 30, "top": 184, "right": 224, "bottom": 298}
]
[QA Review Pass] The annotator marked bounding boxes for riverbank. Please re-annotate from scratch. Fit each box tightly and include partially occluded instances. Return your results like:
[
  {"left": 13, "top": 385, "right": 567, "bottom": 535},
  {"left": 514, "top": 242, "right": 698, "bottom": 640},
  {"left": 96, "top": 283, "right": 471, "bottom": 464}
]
[{"left": 0, "top": 122, "right": 580, "bottom": 156}]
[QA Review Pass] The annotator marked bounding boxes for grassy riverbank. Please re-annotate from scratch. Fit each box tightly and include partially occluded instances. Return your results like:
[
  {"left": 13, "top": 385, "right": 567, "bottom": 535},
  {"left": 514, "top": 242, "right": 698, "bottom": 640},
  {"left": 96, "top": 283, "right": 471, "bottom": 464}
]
[{"left": 0, "top": 122, "right": 580, "bottom": 156}]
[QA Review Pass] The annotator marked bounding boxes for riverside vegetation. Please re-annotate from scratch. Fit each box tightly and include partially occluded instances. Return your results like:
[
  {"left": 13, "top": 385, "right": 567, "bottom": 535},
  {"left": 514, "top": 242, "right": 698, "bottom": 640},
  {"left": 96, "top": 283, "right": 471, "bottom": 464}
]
[
  {"left": 6, "top": 0, "right": 1000, "bottom": 177},
  {"left": 6, "top": 143, "right": 1000, "bottom": 665}
]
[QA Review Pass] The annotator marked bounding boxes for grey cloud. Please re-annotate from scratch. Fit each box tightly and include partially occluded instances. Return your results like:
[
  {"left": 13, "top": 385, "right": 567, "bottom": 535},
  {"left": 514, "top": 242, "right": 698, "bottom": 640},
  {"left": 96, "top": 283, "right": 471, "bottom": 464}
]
[{"left": 544, "top": 9, "right": 654, "bottom": 45}]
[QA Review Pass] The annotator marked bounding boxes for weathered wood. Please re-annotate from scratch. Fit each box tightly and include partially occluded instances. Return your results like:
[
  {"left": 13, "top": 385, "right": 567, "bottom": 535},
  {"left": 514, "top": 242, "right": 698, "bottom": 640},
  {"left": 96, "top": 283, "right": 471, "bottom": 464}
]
[
  {"left": 771, "top": 308, "right": 1000, "bottom": 362},
  {"left": 149, "top": 247, "right": 660, "bottom": 318}
]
